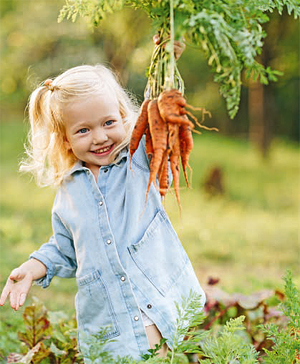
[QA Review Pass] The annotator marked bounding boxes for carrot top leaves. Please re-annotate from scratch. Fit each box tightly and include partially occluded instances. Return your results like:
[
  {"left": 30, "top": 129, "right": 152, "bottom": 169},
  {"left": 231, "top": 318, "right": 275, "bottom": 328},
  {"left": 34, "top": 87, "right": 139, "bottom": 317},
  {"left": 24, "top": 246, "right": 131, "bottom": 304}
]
[{"left": 59, "top": 0, "right": 299, "bottom": 118}]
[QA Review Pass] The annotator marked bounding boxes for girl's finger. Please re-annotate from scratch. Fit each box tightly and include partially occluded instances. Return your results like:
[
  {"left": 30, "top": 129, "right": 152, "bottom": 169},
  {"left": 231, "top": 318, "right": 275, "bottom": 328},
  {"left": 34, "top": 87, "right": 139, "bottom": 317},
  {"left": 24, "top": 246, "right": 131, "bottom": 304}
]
[
  {"left": 10, "top": 269, "right": 21, "bottom": 281},
  {"left": 15, "top": 297, "right": 20, "bottom": 311},
  {"left": 0, "top": 287, "right": 10, "bottom": 306},
  {"left": 19, "top": 293, "right": 27, "bottom": 307},
  {"left": 10, "top": 291, "right": 17, "bottom": 310}
]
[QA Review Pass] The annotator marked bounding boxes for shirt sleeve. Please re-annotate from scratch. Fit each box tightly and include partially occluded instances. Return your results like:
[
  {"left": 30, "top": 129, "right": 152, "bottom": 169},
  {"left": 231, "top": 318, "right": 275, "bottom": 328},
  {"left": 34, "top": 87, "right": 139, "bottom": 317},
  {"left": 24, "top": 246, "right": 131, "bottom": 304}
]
[{"left": 30, "top": 213, "right": 77, "bottom": 288}]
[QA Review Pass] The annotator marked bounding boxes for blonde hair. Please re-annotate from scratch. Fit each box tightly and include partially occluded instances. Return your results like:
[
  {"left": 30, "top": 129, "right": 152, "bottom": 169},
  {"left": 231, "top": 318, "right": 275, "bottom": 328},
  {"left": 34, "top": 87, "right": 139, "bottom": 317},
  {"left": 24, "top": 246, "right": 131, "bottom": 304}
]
[{"left": 21, "top": 65, "right": 139, "bottom": 187}]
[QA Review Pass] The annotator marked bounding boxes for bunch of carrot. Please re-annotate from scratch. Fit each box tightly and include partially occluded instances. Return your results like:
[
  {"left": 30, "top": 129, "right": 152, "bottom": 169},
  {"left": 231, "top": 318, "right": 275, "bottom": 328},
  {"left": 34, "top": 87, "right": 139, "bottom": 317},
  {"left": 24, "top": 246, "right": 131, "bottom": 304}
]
[{"left": 129, "top": 89, "right": 216, "bottom": 209}]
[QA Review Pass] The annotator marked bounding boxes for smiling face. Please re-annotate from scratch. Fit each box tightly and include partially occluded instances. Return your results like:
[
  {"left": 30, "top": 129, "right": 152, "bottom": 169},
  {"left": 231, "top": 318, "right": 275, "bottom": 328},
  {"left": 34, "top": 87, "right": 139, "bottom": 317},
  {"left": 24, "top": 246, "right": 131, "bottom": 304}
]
[{"left": 63, "top": 92, "right": 126, "bottom": 179}]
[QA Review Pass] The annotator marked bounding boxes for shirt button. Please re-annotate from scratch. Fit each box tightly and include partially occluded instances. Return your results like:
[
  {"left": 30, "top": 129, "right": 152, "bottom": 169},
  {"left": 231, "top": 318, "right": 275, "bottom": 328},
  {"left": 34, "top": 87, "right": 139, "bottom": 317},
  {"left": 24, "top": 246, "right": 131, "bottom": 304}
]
[
  {"left": 106, "top": 239, "right": 112, "bottom": 245},
  {"left": 134, "top": 316, "right": 139, "bottom": 321},
  {"left": 99, "top": 201, "right": 103, "bottom": 206},
  {"left": 120, "top": 276, "right": 126, "bottom": 282},
  {"left": 103, "top": 168, "right": 108, "bottom": 173},
  {"left": 147, "top": 304, "right": 152, "bottom": 309}
]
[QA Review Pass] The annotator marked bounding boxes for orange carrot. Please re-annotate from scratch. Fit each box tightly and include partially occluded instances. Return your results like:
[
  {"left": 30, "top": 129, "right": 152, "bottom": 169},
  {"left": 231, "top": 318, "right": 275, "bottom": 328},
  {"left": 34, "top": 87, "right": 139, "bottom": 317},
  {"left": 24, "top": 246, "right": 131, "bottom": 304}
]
[
  {"left": 158, "top": 150, "right": 169, "bottom": 198},
  {"left": 158, "top": 89, "right": 193, "bottom": 127},
  {"left": 167, "top": 122, "right": 178, "bottom": 152},
  {"left": 146, "top": 99, "right": 168, "bottom": 199},
  {"left": 169, "top": 154, "right": 181, "bottom": 211},
  {"left": 129, "top": 99, "right": 150, "bottom": 167},
  {"left": 131, "top": 90, "right": 208, "bottom": 210},
  {"left": 169, "top": 125, "right": 181, "bottom": 210},
  {"left": 145, "top": 126, "right": 154, "bottom": 161},
  {"left": 179, "top": 121, "right": 193, "bottom": 187}
]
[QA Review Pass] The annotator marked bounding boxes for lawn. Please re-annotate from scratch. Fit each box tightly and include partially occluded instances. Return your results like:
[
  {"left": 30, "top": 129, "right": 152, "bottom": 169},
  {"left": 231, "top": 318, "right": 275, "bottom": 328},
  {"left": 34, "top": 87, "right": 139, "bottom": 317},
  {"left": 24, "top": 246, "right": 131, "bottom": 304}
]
[{"left": 0, "top": 120, "right": 299, "bottom": 325}]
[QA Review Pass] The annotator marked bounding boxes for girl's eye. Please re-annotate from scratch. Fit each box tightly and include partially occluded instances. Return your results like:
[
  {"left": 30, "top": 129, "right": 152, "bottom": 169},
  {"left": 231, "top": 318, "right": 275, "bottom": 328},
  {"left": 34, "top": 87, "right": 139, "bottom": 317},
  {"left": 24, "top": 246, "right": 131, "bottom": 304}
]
[
  {"left": 78, "top": 128, "right": 89, "bottom": 134},
  {"left": 105, "top": 120, "right": 114, "bottom": 126}
]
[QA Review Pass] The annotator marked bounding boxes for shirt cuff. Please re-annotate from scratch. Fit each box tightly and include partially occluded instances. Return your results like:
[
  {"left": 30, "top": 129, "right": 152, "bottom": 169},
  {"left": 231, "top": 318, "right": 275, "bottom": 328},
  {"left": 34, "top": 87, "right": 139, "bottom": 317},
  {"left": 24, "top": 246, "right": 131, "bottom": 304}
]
[{"left": 29, "top": 252, "right": 56, "bottom": 288}]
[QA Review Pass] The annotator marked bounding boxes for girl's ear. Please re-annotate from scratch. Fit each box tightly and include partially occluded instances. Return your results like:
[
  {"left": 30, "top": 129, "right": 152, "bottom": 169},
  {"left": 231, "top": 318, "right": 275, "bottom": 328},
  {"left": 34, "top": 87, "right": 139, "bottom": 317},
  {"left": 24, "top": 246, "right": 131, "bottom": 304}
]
[{"left": 64, "top": 136, "right": 72, "bottom": 151}]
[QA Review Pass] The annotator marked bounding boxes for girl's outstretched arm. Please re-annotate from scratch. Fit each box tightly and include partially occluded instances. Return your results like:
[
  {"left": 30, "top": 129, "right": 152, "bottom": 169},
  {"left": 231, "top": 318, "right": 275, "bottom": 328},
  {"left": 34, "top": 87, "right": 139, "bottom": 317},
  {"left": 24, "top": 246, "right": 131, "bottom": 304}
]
[{"left": 0, "top": 258, "right": 46, "bottom": 311}]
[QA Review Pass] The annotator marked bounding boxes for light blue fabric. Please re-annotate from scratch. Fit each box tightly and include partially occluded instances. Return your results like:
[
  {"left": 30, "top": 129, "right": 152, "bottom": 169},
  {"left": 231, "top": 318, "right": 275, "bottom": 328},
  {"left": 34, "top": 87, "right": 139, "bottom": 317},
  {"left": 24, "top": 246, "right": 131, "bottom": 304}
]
[{"left": 30, "top": 137, "right": 206, "bottom": 360}]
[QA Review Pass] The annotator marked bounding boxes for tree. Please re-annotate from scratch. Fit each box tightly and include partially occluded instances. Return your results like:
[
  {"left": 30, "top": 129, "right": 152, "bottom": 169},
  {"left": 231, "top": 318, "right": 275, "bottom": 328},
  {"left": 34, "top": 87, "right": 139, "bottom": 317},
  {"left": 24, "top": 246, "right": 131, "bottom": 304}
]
[{"left": 248, "top": 10, "right": 299, "bottom": 157}]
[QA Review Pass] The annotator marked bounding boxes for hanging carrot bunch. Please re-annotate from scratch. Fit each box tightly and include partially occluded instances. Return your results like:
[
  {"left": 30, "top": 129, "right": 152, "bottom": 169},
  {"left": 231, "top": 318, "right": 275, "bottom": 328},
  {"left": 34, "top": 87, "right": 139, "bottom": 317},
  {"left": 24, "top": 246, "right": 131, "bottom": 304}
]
[
  {"left": 129, "top": 88, "right": 216, "bottom": 210},
  {"left": 129, "top": 2, "right": 217, "bottom": 210}
]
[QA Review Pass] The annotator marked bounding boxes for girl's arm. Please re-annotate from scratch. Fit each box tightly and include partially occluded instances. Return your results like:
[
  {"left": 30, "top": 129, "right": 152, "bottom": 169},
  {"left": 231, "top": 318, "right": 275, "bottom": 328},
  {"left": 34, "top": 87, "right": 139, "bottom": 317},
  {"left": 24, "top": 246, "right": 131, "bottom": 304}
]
[
  {"left": 0, "top": 212, "right": 77, "bottom": 310},
  {"left": 30, "top": 214, "right": 77, "bottom": 288},
  {"left": 0, "top": 258, "right": 46, "bottom": 311}
]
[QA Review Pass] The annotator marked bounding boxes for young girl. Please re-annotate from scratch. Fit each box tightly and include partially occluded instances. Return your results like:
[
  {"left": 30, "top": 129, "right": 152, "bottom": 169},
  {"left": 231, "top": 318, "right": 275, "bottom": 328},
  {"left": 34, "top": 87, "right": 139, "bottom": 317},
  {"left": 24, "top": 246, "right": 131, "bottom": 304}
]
[{"left": 0, "top": 64, "right": 205, "bottom": 360}]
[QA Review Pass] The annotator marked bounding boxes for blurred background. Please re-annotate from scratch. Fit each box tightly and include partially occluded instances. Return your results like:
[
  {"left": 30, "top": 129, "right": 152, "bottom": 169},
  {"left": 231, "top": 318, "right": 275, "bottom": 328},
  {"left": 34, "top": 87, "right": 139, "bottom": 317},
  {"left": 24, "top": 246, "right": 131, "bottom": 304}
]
[{"left": 0, "top": 0, "right": 299, "bottom": 345}]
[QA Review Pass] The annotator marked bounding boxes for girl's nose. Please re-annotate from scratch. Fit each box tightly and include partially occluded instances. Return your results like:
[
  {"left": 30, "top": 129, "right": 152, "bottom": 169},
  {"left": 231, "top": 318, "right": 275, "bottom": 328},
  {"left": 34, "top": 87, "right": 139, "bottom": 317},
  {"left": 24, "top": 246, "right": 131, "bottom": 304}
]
[{"left": 92, "top": 128, "right": 108, "bottom": 145}]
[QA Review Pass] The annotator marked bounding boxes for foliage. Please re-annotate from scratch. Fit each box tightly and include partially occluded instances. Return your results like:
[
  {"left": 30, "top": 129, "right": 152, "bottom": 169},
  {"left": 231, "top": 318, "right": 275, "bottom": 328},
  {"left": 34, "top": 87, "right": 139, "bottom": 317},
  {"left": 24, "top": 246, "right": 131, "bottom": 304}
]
[
  {"left": 260, "top": 270, "right": 300, "bottom": 363},
  {"left": 6, "top": 297, "right": 82, "bottom": 364},
  {"left": 1, "top": 3, "right": 299, "bottom": 139},
  {"left": 58, "top": 0, "right": 126, "bottom": 25},
  {"left": 4, "top": 274, "right": 300, "bottom": 363},
  {"left": 0, "top": 313, "right": 24, "bottom": 362},
  {"left": 199, "top": 316, "right": 259, "bottom": 363},
  {"left": 58, "top": 0, "right": 299, "bottom": 118},
  {"left": 202, "top": 277, "right": 286, "bottom": 354},
  {"left": 3, "top": 291, "right": 259, "bottom": 363},
  {"left": 169, "top": 290, "right": 207, "bottom": 359}
]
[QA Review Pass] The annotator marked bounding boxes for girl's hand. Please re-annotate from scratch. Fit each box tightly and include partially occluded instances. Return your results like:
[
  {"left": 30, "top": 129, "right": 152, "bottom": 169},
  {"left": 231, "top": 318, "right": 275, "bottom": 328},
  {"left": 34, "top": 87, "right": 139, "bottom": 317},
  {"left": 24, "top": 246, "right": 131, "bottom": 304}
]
[
  {"left": 0, "top": 267, "right": 34, "bottom": 311},
  {"left": 153, "top": 34, "right": 186, "bottom": 60}
]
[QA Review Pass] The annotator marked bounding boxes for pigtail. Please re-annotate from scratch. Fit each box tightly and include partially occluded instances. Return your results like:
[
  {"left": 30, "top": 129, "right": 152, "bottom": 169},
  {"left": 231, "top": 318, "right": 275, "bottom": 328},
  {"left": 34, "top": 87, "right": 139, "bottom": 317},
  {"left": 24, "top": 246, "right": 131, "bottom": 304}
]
[
  {"left": 20, "top": 86, "right": 52, "bottom": 185},
  {"left": 20, "top": 84, "right": 76, "bottom": 187}
]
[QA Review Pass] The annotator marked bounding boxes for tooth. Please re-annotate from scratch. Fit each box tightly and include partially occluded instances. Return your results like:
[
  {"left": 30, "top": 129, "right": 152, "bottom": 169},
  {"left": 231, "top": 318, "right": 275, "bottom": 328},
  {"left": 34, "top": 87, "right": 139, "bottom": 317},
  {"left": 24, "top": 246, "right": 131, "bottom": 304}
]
[{"left": 95, "top": 146, "right": 110, "bottom": 153}]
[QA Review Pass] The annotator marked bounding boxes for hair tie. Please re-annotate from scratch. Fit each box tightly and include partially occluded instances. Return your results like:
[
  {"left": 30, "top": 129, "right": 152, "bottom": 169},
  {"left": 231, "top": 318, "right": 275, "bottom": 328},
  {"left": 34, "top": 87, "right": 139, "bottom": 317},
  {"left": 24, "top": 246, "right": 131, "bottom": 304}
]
[{"left": 42, "top": 79, "right": 55, "bottom": 92}]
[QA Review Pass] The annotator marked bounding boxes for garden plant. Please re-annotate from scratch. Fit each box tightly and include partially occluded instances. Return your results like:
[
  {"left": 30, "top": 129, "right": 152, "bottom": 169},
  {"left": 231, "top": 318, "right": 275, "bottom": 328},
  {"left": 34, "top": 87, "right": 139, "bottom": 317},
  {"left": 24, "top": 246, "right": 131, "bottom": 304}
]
[{"left": 3, "top": 271, "right": 300, "bottom": 363}]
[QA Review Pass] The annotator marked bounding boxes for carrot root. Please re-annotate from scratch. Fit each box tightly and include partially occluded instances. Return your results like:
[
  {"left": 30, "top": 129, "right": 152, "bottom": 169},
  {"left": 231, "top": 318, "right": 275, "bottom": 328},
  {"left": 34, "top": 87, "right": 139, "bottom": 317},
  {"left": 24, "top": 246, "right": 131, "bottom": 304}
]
[{"left": 128, "top": 89, "right": 215, "bottom": 212}]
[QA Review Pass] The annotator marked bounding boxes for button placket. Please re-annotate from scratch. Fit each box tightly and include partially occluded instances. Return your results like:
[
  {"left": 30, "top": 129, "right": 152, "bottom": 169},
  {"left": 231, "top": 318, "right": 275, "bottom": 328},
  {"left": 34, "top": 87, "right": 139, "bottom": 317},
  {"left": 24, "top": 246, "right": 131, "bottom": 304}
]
[{"left": 95, "top": 173, "right": 148, "bottom": 346}]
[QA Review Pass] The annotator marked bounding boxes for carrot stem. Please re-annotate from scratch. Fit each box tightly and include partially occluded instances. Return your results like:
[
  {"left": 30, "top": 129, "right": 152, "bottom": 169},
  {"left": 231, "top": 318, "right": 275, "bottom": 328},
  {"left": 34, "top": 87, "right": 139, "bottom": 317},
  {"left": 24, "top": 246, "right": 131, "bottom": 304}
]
[{"left": 165, "top": 0, "right": 175, "bottom": 90}]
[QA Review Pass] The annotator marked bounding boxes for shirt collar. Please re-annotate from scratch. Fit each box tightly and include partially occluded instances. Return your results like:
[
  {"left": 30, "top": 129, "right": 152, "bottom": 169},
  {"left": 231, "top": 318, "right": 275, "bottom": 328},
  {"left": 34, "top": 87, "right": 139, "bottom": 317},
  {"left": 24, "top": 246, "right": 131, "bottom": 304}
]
[{"left": 65, "top": 148, "right": 129, "bottom": 177}]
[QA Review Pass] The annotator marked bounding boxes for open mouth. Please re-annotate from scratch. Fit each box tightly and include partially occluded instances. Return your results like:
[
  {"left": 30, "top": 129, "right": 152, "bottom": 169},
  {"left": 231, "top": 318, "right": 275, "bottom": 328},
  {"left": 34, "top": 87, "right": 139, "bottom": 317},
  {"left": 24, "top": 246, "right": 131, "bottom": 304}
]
[{"left": 91, "top": 144, "right": 114, "bottom": 156}]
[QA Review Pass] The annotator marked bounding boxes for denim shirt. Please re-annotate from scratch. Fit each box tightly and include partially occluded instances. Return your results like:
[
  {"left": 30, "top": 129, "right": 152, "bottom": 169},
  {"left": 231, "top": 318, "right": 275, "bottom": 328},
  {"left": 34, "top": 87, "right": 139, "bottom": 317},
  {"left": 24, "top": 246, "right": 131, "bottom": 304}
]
[{"left": 30, "top": 137, "right": 206, "bottom": 360}]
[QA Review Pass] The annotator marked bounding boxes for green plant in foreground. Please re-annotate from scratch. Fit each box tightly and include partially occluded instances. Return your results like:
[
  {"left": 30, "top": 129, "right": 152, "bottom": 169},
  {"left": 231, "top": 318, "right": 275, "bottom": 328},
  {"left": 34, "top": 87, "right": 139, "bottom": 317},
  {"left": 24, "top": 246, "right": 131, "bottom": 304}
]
[
  {"left": 5, "top": 271, "right": 299, "bottom": 363},
  {"left": 199, "top": 316, "right": 259, "bottom": 363},
  {"left": 6, "top": 297, "right": 82, "bottom": 364},
  {"left": 260, "top": 270, "right": 300, "bottom": 364}
]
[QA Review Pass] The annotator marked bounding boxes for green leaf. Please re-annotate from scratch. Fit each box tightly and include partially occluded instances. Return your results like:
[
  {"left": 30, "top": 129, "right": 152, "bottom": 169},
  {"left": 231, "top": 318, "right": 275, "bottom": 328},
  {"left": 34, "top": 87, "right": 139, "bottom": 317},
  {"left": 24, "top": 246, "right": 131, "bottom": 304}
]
[
  {"left": 50, "top": 342, "right": 67, "bottom": 357},
  {"left": 141, "top": 337, "right": 168, "bottom": 359}
]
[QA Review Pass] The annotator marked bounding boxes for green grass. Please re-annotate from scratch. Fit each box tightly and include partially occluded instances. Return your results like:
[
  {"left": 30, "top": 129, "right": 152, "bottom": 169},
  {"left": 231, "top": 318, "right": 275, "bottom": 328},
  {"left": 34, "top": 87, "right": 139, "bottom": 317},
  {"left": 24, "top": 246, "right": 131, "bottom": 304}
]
[{"left": 0, "top": 120, "right": 299, "bottom": 325}]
